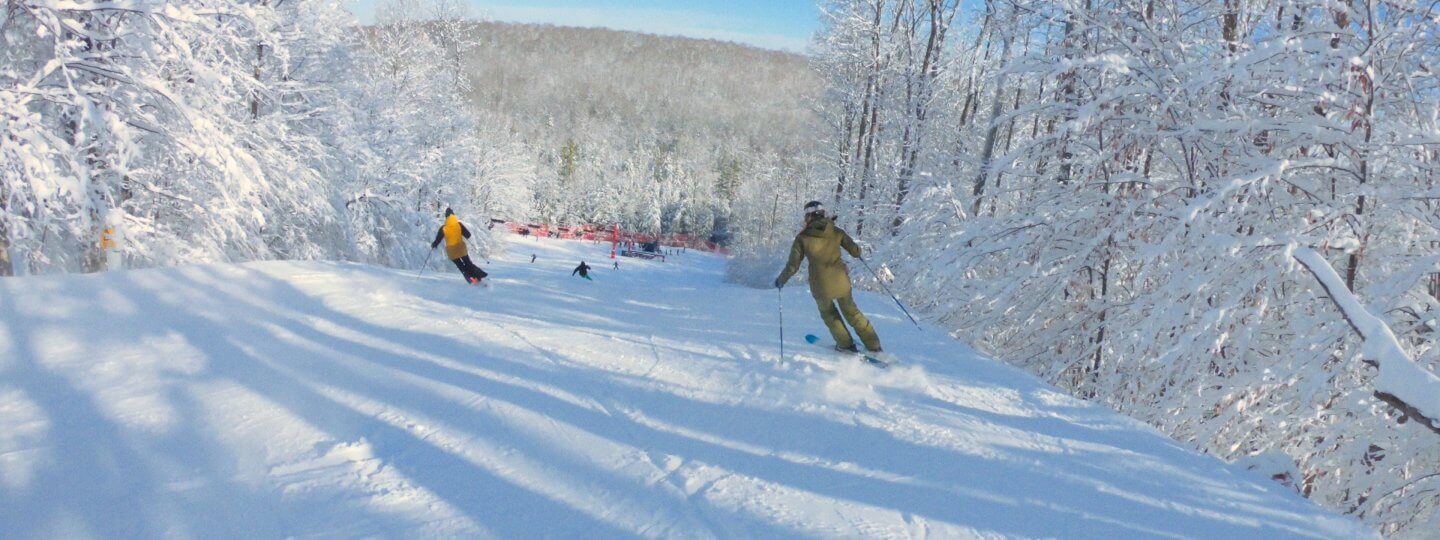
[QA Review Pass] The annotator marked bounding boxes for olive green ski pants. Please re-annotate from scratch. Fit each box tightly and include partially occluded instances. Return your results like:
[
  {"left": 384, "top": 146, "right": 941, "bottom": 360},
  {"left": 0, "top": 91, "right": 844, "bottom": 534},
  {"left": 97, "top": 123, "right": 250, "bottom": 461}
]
[{"left": 816, "top": 294, "right": 881, "bottom": 352}]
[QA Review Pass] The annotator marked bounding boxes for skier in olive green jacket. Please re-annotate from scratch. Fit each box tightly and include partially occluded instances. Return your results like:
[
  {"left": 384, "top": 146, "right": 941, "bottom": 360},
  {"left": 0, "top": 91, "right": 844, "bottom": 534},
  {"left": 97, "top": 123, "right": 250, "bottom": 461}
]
[{"left": 774, "top": 201, "right": 882, "bottom": 354}]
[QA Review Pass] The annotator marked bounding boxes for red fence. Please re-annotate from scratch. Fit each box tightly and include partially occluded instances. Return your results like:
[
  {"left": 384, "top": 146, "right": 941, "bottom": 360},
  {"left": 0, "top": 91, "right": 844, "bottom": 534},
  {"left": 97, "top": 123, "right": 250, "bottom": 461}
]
[{"left": 496, "top": 221, "right": 728, "bottom": 255}]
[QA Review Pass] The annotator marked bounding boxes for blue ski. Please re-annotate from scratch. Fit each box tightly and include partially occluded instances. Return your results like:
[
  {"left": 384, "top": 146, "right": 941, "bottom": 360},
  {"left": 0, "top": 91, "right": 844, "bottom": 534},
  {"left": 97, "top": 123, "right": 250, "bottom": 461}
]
[{"left": 804, "top": 334, "right": 890, "bottom": 368}]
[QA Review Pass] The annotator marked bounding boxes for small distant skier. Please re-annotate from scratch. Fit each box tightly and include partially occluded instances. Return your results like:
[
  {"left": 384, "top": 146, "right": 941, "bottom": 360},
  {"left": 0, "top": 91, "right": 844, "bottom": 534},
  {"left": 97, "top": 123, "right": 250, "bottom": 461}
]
[
  {"left": 613, "top": 261, "right": 619, "bottom": 270},
  {"left": 531, "top": 254, "right": 537, "bottom": 263},
  {"left": 774, "top": 200, "right": 881, "bottom": 354},
  {"left": 572, "top": 261, "right": 593, "bottom": 280},
  {"left": 431, "top": 208, "right": 488, "bottom": 285}
]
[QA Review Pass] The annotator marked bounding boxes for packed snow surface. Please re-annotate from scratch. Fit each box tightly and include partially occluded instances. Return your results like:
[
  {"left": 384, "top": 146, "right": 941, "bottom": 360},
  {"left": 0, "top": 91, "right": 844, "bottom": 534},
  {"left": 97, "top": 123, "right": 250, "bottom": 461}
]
[{"left": 0, "top": 235, "right": 1372, "bottom": 538}]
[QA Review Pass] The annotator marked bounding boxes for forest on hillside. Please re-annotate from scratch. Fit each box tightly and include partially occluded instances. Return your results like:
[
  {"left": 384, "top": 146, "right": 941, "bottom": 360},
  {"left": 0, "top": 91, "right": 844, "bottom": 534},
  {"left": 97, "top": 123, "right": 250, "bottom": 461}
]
[{"left": 459, "top": 21, "right": 822, "bottom": 240}]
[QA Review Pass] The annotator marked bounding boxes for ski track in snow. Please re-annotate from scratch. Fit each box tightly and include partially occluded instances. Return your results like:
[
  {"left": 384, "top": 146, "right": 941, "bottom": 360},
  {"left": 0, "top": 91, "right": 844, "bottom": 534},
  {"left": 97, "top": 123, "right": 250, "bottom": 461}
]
[{"left": 0, "top": 235, "right": 1374, "bottom": 539}]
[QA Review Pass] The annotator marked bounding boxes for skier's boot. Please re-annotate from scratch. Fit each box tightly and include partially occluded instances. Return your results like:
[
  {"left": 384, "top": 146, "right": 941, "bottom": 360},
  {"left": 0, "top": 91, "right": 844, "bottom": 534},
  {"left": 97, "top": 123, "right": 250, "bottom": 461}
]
[
  {"left": 835, "top": 344, "right": 860, "bottom": 354},
  {"left": 864, "top": 347, "right": 893, "bottom": 367}
]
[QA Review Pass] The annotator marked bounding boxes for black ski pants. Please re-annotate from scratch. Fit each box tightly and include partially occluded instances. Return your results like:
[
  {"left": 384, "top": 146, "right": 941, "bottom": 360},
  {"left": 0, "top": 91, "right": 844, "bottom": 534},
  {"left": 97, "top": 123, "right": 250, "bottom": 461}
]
[{"left": 451, "top": 256, "right": 487, "bottom": 282}]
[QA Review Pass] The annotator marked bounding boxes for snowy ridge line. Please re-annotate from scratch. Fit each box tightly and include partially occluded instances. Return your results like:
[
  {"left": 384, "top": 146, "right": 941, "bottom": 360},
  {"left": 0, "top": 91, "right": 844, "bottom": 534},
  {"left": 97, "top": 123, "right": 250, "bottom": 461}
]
[{"left": 1292, "top": 246, "right": 1440, "bottom": 433}]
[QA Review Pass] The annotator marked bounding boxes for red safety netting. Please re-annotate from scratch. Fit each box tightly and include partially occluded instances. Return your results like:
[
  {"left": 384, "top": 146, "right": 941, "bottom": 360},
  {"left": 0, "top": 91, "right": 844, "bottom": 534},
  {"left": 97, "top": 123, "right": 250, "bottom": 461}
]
[{"left": 495, "top": 221, "right": 729, "bottom": 256}]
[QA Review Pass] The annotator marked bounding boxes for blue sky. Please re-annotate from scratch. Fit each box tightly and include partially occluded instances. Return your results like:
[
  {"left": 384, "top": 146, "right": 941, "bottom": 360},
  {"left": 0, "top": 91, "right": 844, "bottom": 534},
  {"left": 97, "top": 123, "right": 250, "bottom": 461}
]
[{"left": 348, "top": 0, "right": 821, "bottom": 53}]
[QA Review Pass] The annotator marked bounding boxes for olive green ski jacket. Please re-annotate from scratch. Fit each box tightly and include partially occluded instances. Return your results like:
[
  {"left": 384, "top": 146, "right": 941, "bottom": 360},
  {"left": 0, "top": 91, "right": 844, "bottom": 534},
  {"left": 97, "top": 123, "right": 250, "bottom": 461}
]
[{"left": 776, "top": 216, "right": 862, "bottom": 301}]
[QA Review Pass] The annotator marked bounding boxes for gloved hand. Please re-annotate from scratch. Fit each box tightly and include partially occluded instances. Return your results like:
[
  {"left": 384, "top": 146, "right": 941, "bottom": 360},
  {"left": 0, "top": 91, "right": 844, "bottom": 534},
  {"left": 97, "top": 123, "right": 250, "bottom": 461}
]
[{"left": 773, "top": 277, "right": 784, "bottom": 289}]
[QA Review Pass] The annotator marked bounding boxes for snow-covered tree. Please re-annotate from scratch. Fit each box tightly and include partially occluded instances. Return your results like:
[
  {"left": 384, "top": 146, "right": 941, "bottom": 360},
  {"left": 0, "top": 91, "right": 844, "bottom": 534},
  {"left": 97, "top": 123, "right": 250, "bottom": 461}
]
[
  {"left": 2, "top": 0, "right": 528, "bottom": 274},
  {"left": 1, "top": 0, "right": 296, "bottom": 272}
]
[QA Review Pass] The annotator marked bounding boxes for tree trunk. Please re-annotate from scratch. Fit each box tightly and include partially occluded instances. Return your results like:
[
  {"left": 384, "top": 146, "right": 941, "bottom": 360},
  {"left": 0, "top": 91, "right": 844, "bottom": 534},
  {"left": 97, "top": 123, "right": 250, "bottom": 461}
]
[
  {"left": 252, "top": 0, "right": 269, "bottom": 120},
  {"left": 850, "top": 78, "right": 875, "bottom": 207},
  {"left": 853, "top": 0, "right": 889, "bottom": 238},
  {"left": 893, "top": 0, "right": 956, "bottom": 235},
  {"left": 1091, "top": 235, "right": 1113, "bottom": 379},
  {"left": 252, "top": 43, "right": 264, "bottom": 119},
  {"left": 1430, "top": 257, "right": 1440, "bottom": 301},
  {"left": 1344, "top": 1, "right": 1372, "bottom": 292},
  {"left": 0, "top": 136, "right": 11, "bottom": 274},
  {"left": 971, "top": 34, "right": 1012, "bottom": 216},
  {"left": 0, "top": 201, "right": 10, "bottom": 277},
  {"left": 834, "top": 104, "right": 856, "bottom": 201},
  {"left": 989, "top": 27, "right": 1034, "bottom": 213},
  {"left": 856, "top": 96, "right": 879, "bottom": 237},
  {"left": 1222, "top": 0, "right": 1240, "bottom": 54},
  {"left": 1055, "top": 4, "right": 1084, "bottom": 187}
]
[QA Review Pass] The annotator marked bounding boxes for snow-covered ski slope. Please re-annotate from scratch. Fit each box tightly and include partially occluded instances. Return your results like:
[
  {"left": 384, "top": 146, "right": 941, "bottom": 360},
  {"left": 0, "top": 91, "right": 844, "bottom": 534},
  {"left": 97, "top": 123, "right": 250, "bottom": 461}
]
[{"left": 0, "top": 235, "right": 1373, "bottom": 539}]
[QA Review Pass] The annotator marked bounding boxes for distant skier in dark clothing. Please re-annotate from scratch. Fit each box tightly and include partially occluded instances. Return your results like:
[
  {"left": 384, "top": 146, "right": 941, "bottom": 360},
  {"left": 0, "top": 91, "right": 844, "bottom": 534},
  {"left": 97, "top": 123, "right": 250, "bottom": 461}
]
[
  {"left": 431, "top": 208, "right": 488, "bottom": 285},
  {"left": 613, "top": 261, "right": 619, "bottom": 270},
  {"left": 531, "top": 254, "right": 537, "bottom": 263},
  {"left": 572, "top": 261, "right": 592, "bottom": 280}
]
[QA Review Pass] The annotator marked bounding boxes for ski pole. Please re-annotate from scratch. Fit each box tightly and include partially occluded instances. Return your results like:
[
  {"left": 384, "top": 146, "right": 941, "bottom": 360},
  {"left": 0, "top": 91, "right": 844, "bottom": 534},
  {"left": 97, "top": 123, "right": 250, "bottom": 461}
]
[
  {"left": 858, "top": 257, "right": 921, "bottom": 328},
  {"left": 418, "top": 247, "right": 435, "bottom": 278},
  {"left": 777, "top": 286, "right": 785, "bottom": 361}
]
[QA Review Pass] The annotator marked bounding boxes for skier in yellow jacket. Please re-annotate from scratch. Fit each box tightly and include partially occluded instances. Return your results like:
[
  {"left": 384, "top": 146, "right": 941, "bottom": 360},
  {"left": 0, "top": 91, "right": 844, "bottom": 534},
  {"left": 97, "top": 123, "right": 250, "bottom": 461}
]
[
  {"left": 775, "top": 201, "right": 882, "bottom": 353},
  {"left": 431, "top": 208, "right": 488, "bottom": 284}
]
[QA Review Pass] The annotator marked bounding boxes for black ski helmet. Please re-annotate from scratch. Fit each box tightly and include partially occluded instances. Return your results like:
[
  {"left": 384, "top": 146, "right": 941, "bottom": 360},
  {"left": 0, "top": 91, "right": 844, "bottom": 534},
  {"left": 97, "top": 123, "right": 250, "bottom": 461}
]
[
  {"left": 444, "top": 207, "right": 454, "bottom": 217},
  {"left": 803, "top": 200, "right": 825, "bottom": 220}
]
